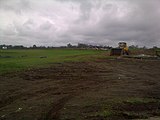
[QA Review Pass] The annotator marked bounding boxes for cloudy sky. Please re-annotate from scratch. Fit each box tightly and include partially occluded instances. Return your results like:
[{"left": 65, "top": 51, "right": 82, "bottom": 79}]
[{"left": 0, "top": 0, "right": 160, "bottom": 47}]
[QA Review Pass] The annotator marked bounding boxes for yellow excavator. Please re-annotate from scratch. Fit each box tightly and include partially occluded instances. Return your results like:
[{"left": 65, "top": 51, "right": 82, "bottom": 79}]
[{"left": 110, "top": 42, "right": 129, "bottom": 56}]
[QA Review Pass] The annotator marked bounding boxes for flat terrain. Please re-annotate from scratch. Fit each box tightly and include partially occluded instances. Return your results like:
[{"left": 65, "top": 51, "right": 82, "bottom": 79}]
[{"left": 0, "top": 49, "right": 160, "bottom": 120}]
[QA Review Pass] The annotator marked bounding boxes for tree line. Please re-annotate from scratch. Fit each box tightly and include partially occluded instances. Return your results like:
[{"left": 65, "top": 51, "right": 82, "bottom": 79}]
[{"left": 0, "top": 43, "right": 159, "bottom": 50}]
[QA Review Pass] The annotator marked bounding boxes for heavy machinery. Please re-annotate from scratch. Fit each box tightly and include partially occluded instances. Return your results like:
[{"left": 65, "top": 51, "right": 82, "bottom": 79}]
[{"left": 110, "top": 42, "right": 129, "bottom": 56}]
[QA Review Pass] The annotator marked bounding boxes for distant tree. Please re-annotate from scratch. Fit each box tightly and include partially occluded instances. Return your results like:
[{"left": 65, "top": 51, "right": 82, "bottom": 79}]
[
  {"left": 129, "top": 45, "right": 139, "bottom": 49},
  {"left": 67, "top": 43, "right": 72, "bottom": 48},
  {"left": 39, "top": 46, "right": 46, "bottom": 49},
  {"left": 142, "top": 46, "right": 147, "bottom": 49},
  {"left": 8, "top": 45, "right": 13, "bottom": 49},
  {"left": 77, "top": 43, "right": 89, "bottom": 48},
  {"left": 0, "top": 44, "right": 26, "bottom": 49},
  {"left": 33, "top": 45, "right": 37, "bottom": 48},
  {"left": 14, "top": 45, "right": 24, "bottom": 49},
  {"left": 153, "top": 46, "right": 158, "bottom": 49}
]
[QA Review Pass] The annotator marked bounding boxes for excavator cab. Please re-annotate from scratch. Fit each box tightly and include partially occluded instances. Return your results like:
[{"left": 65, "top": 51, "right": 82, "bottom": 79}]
[{"left": 118, "top": 42, "right": 129, "bottom": 55}]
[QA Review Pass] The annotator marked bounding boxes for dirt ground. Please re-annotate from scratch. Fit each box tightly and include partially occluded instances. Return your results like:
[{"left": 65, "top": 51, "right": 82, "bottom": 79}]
[{"left": 0, "top": 57, "right": 160, "bottom": 120}]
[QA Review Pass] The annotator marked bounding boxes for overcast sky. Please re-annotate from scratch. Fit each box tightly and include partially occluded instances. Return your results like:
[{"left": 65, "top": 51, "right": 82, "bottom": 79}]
[{"left": 0, "top": 0, "right": 160, "bottom": 47}]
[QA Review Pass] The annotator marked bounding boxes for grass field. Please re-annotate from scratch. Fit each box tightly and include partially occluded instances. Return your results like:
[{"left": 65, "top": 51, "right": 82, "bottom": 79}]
[{"left": 0, "top": 49, "right": 106, "bottom": 74}]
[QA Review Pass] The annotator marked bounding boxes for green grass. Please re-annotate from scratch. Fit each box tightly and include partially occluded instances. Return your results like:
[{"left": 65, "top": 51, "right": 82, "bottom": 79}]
[
  {"left": 125, "top": 98, "right": 159, "bottom": 104},
  {"left": 95, "top": 110, "right": 112, "bottom": 117},
  {"left": 0, "top": 49, "right": 106, "bottom": 74}
]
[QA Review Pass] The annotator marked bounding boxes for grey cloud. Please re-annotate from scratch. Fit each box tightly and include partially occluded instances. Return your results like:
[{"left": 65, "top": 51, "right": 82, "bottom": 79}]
[
  {"left": 39, "top": 21, "right": 53, "bottom": 30},
  {"left": 0, "top": 0, "right": 31, "bottom": 14}
]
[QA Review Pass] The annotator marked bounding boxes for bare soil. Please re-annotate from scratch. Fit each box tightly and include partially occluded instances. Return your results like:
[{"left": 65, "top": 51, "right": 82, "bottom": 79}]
[{"left": 0, "top": 57, "right": 160, "bottom": 120}]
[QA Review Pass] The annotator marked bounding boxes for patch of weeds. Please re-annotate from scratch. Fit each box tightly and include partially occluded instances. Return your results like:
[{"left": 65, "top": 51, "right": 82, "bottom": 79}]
[
  {"left": 121, "top": 111, "right": 148, "bottom": 119},
  {"left": 125, "top": 98, "right": 159, "bottom": 104},
  {"left": 95, "top": 110, "right": 113, "bottom": 117}
]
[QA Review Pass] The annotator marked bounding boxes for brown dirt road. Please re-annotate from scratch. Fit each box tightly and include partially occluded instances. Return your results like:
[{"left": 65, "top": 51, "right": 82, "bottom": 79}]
[{"left": 0, "top": 58, "right": 160, "bottom": 120}]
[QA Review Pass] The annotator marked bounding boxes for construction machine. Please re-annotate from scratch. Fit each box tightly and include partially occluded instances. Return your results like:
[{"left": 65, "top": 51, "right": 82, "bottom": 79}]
[{"left": 110, "top": 42, "right": 129, "bottom": 56}]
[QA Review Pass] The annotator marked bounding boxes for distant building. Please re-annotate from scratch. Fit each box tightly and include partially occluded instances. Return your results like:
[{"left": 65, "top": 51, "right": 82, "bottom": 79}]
[{"left": 2, "top": 46, "right": 7, "bottom": 50}]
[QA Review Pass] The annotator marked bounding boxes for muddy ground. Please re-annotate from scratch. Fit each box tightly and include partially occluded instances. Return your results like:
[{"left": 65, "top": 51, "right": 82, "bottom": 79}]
[{"left": 0, "top": 57, "right": 160, "bottom": 120}]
